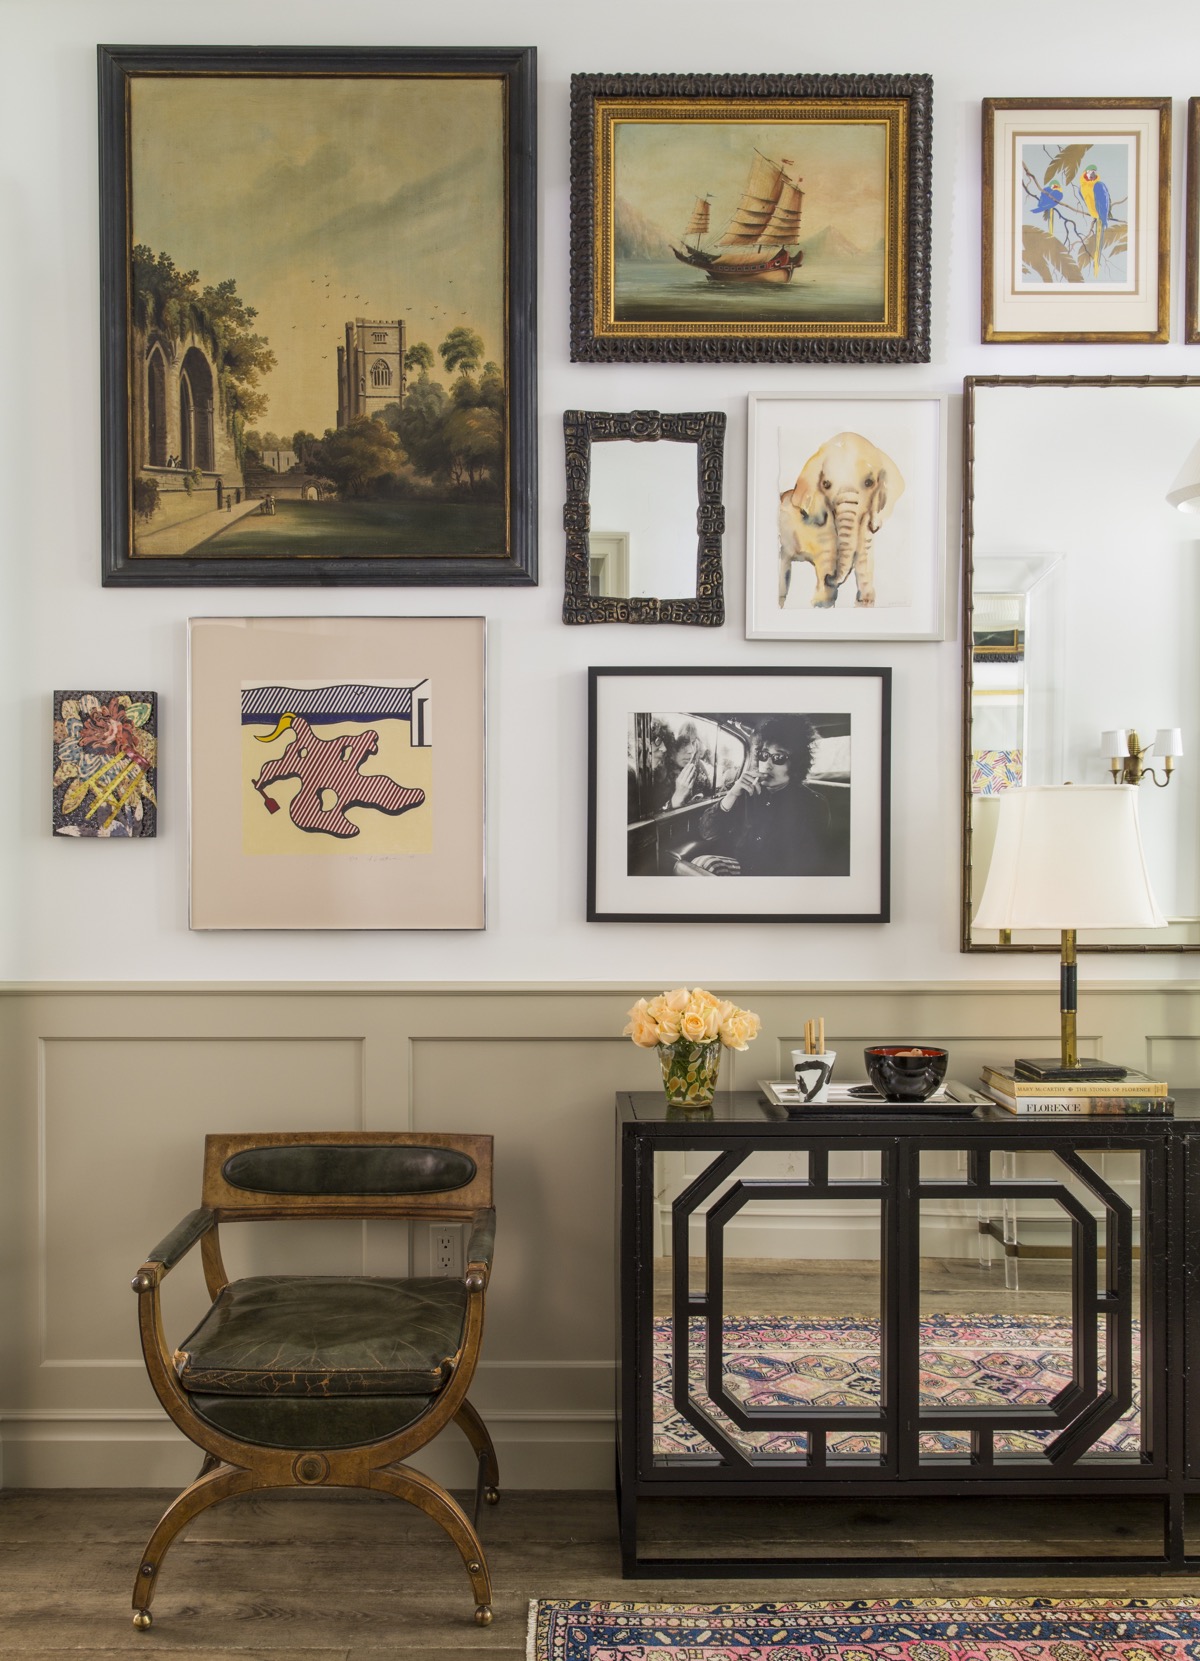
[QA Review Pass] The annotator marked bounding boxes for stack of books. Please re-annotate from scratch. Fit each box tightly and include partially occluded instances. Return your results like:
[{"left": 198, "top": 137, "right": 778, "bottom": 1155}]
[{"left": 980, "top": 1064, "right": 1173, "bottom": 1116}]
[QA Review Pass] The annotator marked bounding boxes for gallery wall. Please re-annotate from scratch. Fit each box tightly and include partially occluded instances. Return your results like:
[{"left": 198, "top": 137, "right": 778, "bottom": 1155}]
[{"left": 5, "top": 0, "right": 1200, "bottom": 985}]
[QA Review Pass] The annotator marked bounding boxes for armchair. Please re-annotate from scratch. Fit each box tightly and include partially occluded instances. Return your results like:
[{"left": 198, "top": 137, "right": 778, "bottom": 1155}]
[{"left": 129, "top": 1131, "right": 498, "bottom": 1630}]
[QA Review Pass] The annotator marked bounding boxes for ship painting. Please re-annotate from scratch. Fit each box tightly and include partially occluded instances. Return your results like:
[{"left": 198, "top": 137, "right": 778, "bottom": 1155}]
[{"left": 671, "top": 151, "right": 805, "bottom": 284}]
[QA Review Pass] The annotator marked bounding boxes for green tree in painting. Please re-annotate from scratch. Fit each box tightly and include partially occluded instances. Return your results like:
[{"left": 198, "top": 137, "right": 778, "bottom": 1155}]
[
  {"left": 315, "top": 418, "right": 404, "bottom": 498},
  {"left": 132, "top": 247, "right": 276, "bottom": 441},
  {"left": 404, "top": 341, "right": 436, "bottom": 377},
  {"left": 438, "top": 326, "right": 485, "bottom": 382}
]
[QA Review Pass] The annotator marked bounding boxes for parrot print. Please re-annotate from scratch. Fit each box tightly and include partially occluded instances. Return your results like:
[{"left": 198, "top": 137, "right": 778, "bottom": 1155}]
[{"left": 1079, "top": 166, "right": 1112, "bottom": 274}]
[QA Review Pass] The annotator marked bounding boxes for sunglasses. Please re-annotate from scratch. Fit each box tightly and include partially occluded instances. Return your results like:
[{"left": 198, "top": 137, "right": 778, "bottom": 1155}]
[{"left": 758, "top": 747, "right": 792, "bottom": 766}]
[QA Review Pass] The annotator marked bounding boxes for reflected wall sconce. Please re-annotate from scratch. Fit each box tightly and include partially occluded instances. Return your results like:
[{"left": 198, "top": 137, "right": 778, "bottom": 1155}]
[{"left": 1100, "top": 728, "right": 1182, "bottom": 787}]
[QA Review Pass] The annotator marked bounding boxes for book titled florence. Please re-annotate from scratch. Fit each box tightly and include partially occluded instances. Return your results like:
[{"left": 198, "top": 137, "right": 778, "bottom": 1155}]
[
  {"left": 983, "top": 1083, "right": 1174, "bottom": 1116},
  {"left": 981, "top": 1063, "right": 1169, "bottom": 1098}
]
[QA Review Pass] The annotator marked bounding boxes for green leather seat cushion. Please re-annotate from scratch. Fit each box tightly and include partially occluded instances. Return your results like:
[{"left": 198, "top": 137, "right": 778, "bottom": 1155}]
[
  {"left": 189, "top": 1391, "right": 433, "bottom": 1450},
  {"left": 175, "top": 1275, "right": 467, "bottom": 1397}
]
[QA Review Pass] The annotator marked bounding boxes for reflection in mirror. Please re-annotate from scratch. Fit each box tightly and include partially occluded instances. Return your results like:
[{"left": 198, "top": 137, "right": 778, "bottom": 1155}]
[
  {"left": 563, "top": 409, "right": 725, "bottom": 624},
  {"left": 964, "top": 378, "right": 1200, "bottom": 951}
]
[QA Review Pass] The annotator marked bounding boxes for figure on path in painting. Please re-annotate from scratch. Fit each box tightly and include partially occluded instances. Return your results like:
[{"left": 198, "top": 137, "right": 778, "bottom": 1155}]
[{"left": 251, "top": 712, "right": 425, "bottom": 838}]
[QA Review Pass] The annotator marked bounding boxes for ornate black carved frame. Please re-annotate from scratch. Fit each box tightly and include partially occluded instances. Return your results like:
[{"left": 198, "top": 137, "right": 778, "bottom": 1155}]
[
  {"left": 563, "top": 409, "right": 725, "bottom": 625},
  {"left": 569, "top": 72, "right": 932, "bottom": 365}
]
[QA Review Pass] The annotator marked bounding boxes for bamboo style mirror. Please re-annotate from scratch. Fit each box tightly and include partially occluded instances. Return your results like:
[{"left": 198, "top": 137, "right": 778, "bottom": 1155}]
[
  {"left": 963, "top": 376, "right": 1200, "bottom": 952},
  {"left": 562, "top": 409, "right": 725, "bottom": 624}
]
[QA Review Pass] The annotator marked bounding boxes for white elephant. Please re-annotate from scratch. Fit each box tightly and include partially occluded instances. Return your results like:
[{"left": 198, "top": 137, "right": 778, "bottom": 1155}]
[{"left": 778, "top": 430, "right": 904, "bottom": 608}]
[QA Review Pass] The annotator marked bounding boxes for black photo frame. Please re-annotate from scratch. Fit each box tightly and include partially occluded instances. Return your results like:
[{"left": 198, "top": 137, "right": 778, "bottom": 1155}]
[
  {"left": 569, "top": 71, "right": 932, "bottom": 365},
  {"left": 98, "top": 45, "right": 537, "bottom": 586},
  {"left": 588, "top": 665, "right": 891, "bottom": 923}
]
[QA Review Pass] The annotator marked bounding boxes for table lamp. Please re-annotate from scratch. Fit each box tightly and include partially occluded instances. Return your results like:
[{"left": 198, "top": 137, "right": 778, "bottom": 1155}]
[{"left": 973, "top": 784, "right": 1166, "bottom": 1080}]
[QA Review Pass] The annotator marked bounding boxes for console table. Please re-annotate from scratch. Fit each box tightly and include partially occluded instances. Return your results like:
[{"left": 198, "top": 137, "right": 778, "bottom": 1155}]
[{"left": 616, "top": 1088, "right": 1200, "bottom": 1577}]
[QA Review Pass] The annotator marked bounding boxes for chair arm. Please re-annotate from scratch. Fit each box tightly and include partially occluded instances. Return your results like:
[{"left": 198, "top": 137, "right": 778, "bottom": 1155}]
[
  {"left": 464, "top": 1206, "right": 496, "bottom": 1291},
  {"left": 132, "top": 1207, "right": 216, "bottom": 1291}
]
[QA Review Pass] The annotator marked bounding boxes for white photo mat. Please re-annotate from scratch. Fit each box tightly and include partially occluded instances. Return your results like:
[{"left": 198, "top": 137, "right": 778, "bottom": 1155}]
[
  {"left": 745, "top": 391, "right": 946, "bottom": 641},
  {"left": 589, "top": 666, "right": 890, "bottom": 924}
]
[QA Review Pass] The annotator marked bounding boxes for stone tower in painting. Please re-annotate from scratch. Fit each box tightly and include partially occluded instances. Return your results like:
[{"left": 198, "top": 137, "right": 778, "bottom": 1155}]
[{"left": 336, "top": 319, "right": 407, "bottom": 427}]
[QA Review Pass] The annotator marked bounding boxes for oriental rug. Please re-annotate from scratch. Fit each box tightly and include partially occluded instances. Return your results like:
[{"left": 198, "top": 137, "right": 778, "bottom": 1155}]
[
  {"left": 528, "top": 1596, "right": 1200, "bottom": 1661},
  {"left": 654, "top": 1313, "right": 1141, "bottom": 1460}
]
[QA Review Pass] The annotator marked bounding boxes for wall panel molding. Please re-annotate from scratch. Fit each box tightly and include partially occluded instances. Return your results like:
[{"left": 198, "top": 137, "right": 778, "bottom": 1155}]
[{"left": 2, "top": 980, "right": 1196, "bottom": 1487}]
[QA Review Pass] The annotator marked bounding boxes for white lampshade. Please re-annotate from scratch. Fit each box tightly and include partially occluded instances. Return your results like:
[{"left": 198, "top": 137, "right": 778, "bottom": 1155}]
[
  {"left": 1167, "top": 438, "right": 1200, "bottom": 513},
  {"left": 974, "top": 785, "right": 1165, "bottom": 931},
  {"left": 1099, "top": 729, "right": 1128, "bottom": 757},
  {"left": 1154, "top": 727, "right": 1183, "bottom": 758}
]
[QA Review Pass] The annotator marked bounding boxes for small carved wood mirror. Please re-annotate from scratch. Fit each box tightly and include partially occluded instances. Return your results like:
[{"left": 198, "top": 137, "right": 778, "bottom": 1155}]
[{"left": 562, "top": 409, "right": 725, "bottom": 624}]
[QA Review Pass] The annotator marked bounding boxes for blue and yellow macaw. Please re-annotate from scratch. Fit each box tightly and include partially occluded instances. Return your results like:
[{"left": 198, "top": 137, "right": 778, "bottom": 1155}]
[
  {"left": 1031, "top": 178, "right": 1064, "bottom": 225},
  {"left": 1079, "top": 166, "right": 1112, "bottom": 274}
]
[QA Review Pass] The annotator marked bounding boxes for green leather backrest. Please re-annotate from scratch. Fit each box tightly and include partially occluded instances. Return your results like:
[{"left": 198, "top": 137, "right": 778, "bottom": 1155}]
[{"left": 222, "top": 1144, "right": 478, "bottom": 1198}]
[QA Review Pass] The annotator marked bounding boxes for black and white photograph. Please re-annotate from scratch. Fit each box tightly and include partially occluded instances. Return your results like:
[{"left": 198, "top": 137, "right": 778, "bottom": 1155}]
[{"left": 589, "top": 666, "right": 890, "bottom": 923}]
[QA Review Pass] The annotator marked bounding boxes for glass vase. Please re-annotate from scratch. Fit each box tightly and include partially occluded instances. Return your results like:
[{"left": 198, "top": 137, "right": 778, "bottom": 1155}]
[{"left": 658, "top": 1038, "right": 721, "bottom": 1107}]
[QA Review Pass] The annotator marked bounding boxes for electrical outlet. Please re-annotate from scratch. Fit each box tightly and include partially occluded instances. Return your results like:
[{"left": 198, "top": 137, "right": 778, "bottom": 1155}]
[{"left": 431, "top": 1224, "right": 463, "bottom": 1278}]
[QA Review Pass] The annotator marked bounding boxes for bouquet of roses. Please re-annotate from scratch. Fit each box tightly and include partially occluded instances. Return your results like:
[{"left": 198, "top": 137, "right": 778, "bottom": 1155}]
[{"left": 623, "top": 987, "right": 760, "bottom": 1051}]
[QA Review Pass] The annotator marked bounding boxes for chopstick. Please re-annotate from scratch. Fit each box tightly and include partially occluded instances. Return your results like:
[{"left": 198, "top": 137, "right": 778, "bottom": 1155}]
[{"left": 803, "top": 1017, "right": 827, "bottom": 1055}]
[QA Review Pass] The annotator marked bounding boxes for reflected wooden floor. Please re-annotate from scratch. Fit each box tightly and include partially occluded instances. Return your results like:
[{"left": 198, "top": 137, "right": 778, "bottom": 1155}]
[
  {"left": 653, "top": 1253, "right": 1095, "bottom": 1317},
  {"left": 2, "top": 1487, "right": 1197, "bottom": 1659}
]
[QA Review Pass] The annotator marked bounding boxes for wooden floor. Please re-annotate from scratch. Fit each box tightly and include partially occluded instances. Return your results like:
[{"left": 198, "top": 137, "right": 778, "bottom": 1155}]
[{"left": 2, "top": 1485, "right": 1197, "bottom": 1658}]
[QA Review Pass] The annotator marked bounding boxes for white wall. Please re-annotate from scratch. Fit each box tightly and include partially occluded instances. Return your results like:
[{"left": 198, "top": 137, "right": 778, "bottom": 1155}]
[{"left": 6, "top": 0, "right": 1200, "bottom": 985}]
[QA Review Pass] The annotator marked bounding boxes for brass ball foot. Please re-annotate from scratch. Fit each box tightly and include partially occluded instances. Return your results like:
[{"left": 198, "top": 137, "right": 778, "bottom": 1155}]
[
  {"left": 475, "top": 1604, "right": 493, "bottom": 1626},
  {"left": 132, "top": 1610, "right": 153, "bottom": 1630},
  {"left": 484, "top": 1485, "right": 500, "bottom": 1506}
]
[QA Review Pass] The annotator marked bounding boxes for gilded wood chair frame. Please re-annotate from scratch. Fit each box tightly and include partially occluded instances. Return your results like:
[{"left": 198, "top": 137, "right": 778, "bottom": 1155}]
[{"left": 130, "top": 1130, "right": 498, "bottom": 1630}]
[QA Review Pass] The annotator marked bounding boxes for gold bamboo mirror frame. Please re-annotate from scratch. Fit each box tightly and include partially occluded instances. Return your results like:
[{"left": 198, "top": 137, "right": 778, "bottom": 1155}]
[{"left": 963, "top": 376, "right": 1200, "bottom": 953}]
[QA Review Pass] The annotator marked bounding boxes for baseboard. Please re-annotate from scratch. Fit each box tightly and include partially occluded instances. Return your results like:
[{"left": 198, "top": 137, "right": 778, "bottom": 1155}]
[{"left": 0, "top": 1411, "right": 615, "bottom": 1490}]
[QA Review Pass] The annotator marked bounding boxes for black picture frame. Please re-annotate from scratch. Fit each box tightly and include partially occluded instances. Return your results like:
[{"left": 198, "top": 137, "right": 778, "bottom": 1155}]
[
  {"left": 562, "top": 408, "right": 725, "bottom": 625},
  {"left": 98, "top": 45, "right": 537, "bottom": 586},
  {"left": 588, "top": 665, "right": 891, "bottom": 923},
  {"left": 569, "top": 71, "right": 932, "bottom": 365}
]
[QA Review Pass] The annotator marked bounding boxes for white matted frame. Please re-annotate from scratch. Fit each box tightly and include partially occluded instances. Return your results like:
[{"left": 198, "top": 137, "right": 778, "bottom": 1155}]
[
  {"left": 982, "top": 98, "right": 1170, "bottom": 344},
  {"left": 588, "top": 665, "right": 890, "bottom": 924},
  {"left": 746, "top": 391, "right": 946, "bottom": 641},
  {"left": 189, "top": 616, "right": 485, "bottom": 930}
]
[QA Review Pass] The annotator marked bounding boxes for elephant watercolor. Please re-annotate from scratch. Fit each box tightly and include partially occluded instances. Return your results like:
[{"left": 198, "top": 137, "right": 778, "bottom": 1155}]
[{"left": 778, "top": 431, "right": 905, "bottom": 609}]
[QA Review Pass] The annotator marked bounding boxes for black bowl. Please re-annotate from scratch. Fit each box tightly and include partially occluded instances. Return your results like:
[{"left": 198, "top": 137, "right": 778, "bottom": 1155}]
[{"left": 864, "top": 1046, "right": 949, "bottom": 1101}]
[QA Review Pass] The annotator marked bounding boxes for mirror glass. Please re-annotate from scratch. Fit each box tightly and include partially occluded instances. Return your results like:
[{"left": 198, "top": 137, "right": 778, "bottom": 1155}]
[
  {"left": 563, "top": 410, "right": 725, "bottom": 625},
  {"left": 964, "top": 378, "right": 1200, "bottom": 951},
  {"left": 587, "top": 440, "right": 698, "bottom": 599}
]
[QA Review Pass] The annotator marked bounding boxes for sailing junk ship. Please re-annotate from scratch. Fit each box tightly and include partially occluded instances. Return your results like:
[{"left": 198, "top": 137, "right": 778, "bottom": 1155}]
[{"left": 672, "top": 151, "right": 804, "bottom": 284}]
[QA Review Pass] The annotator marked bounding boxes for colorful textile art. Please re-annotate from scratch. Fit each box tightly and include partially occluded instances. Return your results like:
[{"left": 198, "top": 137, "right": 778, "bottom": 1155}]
[
  {"left": 971, "top": 748, "right": 1023, "bottom": 793},
  {"left": 654, "top": 1313, "right": 1140, "bottom": 1460},
  {"left": 52, "top": 691, "right": 157, "bottom": 837},
  {"left": 529, "top": 1596, "right": 1200, "bottom": 1661}
]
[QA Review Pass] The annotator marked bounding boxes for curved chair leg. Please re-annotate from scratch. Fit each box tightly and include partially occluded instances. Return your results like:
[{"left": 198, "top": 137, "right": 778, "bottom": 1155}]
[
  {"left": 455, "top": 1397, "right": 500, "bottom": 1509},
  {"left": 131, "top": 1462, "right": 255, "bottom": 1630},
  {"left": 372, "top": 1461, "right": 493, "bottom": 1624}
]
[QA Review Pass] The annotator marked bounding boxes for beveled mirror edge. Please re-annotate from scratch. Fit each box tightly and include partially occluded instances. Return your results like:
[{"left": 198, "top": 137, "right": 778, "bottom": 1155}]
[
  {"left": 561, "top": 408, "right": 726, "bottom": 625},
  {"left": 961, "top": 374, "right": 1200, "bottom": 955}
]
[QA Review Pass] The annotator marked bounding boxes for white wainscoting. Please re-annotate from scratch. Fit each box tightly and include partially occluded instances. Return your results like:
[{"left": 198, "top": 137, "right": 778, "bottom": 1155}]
[{"left": 1, "top": 981, "right": 1195, "bottom": 1488}]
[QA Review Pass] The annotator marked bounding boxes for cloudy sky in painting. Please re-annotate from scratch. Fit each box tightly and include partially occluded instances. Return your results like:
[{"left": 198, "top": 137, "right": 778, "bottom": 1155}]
[
  {"left": 614, "top": 118, "right": 888, "bottom": 252},
  {"left": 131, "top": 76, "right": 505, "bottom": 436}
]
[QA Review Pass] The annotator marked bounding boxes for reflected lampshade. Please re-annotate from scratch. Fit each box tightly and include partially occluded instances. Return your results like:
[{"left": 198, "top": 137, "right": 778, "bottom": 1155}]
[
  {"left": 974, "top": 784, "right": 1165, "bottom": 932},
  {"left": 1167, "top": 438, "right": 1200, "bottom": 513}
]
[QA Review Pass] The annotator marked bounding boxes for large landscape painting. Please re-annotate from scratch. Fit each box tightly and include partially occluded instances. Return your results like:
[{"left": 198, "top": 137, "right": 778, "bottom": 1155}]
[{"left": 99, "top": 47, "right": 536, "bottom": 584}]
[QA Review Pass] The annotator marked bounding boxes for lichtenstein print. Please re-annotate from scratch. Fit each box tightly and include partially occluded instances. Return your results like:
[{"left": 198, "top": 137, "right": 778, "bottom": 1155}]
[{"left": 241, "top": 680, "right": 431, "bottom": 856}]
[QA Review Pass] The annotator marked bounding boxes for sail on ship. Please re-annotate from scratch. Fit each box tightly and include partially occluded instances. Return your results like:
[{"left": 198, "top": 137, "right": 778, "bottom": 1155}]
[{"left": 671, "top": 151, "right": 804, "bottom": 284}]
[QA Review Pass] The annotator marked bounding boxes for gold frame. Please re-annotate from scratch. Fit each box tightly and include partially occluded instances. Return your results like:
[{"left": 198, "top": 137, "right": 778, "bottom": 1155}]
[
  {"left": 569, "top": 73, "right": 932, "bottom": 364},
  {"left": 981, "top": 97, "right": 1171, "bottom": 344},
  {"left": 1186, "top": 98, "right": 1200, "bottom": 344}
]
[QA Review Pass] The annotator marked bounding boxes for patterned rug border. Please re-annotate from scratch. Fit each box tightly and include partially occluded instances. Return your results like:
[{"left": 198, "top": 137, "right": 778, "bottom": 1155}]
[{"left": 528, "top": 1594, "right": 1200, "bottom": 1660}]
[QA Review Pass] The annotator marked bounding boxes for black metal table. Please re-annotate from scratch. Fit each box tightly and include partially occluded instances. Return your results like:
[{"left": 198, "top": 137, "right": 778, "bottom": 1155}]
[{"left": 616, "top": 1088, "right": 1200, "bottom": 1577}]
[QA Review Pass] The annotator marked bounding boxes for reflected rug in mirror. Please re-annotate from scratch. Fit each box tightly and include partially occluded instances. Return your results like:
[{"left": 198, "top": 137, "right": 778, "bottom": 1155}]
[
  {"left": 529, "top": 1596, "right": 1200, "bottom": 1661},
  {"left": 654, "top": 1313, "right": 1141, "bottom": 1459}
]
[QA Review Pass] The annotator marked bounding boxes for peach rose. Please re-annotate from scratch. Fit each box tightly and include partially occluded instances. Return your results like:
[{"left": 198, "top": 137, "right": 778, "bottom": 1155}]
[
  {"left": 623, "top": 998, "right": 660, "bottom": 1048},
  {"left": 719, "top": 1007, "right": 761, "bottom": 1050}
]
